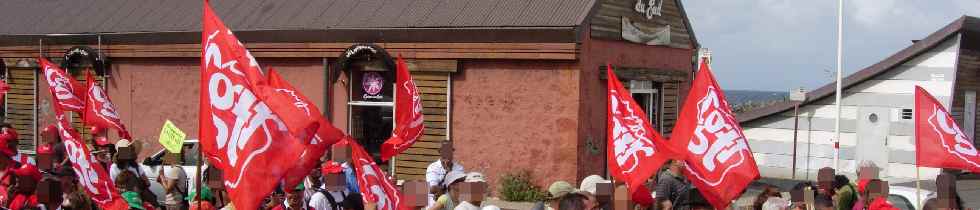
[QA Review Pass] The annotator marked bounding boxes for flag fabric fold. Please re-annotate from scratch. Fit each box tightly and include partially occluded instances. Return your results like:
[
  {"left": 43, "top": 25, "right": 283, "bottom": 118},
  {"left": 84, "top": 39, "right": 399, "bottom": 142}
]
[
  {"left": 668, "top": 59, "right": 759, "bottom": 209},
  {"left": 200, "top": 2, "right": 311, "bottom": 210},
  {"left": 83, "top": 71, "right": 131, "bottom": 139},
  {"left": 915, "top": 86, "right": 980, "bottom": 172},
  {"left": 606, "top": 65, "right": 675, "bottom": 196},
  {"left": 349, "top": 137, "right": 404, "bottom": 210},
  {"left": 381, "top": 56, "right": 425, "bottom": 161},
  {"left": 258, "top": 67, "right": 345, "bottom": 188},
  {"left": 49, "top": 88, "right": 123, "bottom": 209},
  {"left": 39, "top": 57, "right": 85, "bottom": 112}
]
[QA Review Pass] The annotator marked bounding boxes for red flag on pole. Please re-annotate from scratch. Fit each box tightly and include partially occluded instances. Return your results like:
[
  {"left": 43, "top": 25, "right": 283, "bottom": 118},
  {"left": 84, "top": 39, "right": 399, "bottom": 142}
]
[
  {"left": 83, "top": 72, "right": 131, "bottom": 139},
  {"left": 915, "top": 86, "right": 980, "bottom": 172},
  {"left": 349, "top": 137, "right": 405, "bottom": 210},
  {"left": 39, "top": 57, "right": 85, "bottom": 112},
  {"left": 669, "top": 60, "right": 759, "bottom": 209},
  {"left": 200, "top": 2, "right": 310, "bottom": 210},
  {"left": 381, "top": 56, "right": 425, "bottom": 161},
  {"left": 259, "top": 67, "right": 345, "bottom": 188},
  {"left": 49, "top": 88, "right": 124, "bottom": 209},
  {"left": 606, "top": 65, "right": 675, "bottom": 194}
]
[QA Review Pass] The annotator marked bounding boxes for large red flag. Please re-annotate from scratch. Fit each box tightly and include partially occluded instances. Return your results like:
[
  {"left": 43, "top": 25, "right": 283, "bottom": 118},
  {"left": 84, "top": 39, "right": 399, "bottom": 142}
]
[
  {"left": 83, "top": 72, "right": 132, "bottom": 139},
  {"left": 349, "top": 137, "right": 404, "bottom": 210},
  {"left": 49, "top": 88, "right": 124, "bottom": 209},
  {"left": 669, "top": 60, "right": 759, "bottom": 209},
  {"left": 606, "top": 65, "right": 675, "bottom": 194},
  {"left": 39, "top": 57, "right": 85, "bottom": 112},
  {"left": 381, "top": 56, "right": 425, "bottom": 161},
  {"left": 915, "top": 86, "right": 980, "bottom": 172},
  {"left": 200, "top": 3, "right": 309, "bottom": 210},
  {"left": 259, "top": 67, "right": 345, "bottom": 188}
]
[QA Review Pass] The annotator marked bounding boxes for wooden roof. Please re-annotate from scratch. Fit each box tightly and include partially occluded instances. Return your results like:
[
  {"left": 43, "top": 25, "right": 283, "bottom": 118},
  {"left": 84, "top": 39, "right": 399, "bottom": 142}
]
[
  {"left": 738, "top": 16, "right": 980, "bottom": 123},
  {"left": 0, "top": 0, "right": 596, "bottom": 35}
]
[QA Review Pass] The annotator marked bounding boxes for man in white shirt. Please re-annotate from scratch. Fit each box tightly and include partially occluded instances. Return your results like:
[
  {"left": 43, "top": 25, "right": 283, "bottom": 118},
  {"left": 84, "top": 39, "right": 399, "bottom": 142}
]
[
  {"left": 309, "top": 165, "right": 356, "bottom": 210},
  {"left": 425, "top": 141, "right": 464, "bottom": 209}
]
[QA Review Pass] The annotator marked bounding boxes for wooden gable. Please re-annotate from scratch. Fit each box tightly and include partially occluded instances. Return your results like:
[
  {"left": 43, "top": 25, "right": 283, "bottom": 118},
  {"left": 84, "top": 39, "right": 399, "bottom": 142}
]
[{"left": 588, "top": 0, "right": 697, "bottom": 49}]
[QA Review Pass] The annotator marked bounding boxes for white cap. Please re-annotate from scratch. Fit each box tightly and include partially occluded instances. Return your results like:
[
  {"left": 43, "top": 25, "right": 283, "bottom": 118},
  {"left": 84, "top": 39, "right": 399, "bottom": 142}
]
[
  {"left": 481, "top": 205, "right": 501, "bottom": 210},
  {"left": 443, "top": 171, "right": 467, "bottom": 187},
  {"left": 465, "top": 172, "right": 486, "bottom": 183},
  {"left": 579, "top": 175, "right": 611, "bottom": 195}
]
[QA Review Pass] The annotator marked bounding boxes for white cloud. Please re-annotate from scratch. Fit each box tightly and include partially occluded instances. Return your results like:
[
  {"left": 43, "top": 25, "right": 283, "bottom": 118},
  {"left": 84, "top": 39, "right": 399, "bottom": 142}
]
[{"left": 848, "top": 0, "right": 898, "bottom": 27}]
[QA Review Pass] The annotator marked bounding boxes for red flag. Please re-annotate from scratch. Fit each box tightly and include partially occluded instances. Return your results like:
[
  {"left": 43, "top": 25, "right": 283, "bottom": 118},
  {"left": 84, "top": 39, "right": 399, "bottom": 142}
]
[
  {"left": 381, "top": 56, "right": 425, "bottom": 161},
  {"left": 83, "top": 72, "right": 132, "bottom": 139},
  {"left": 915, "top": 86, "right": 980, "bottom": 172},
  {"left": 39, "top": 57, "right": 85, "bottom": 112},
  {"left": 349, "top": 137, "right": 404, "bottom": 210},
  {"left": 200, "top": 3, "right": 309, "bottom": 210},
  {"left": 669, "top": 60, "right": 759, "bottom": 209},
  {"left": 260, "top": 67, "right": 345, "bottom": 188},
  {"left": 49, "top": 88, "right": 123, "bottom": 208},
  {"left": 606, "top": 65, "right": 675, "bottom": 194}
]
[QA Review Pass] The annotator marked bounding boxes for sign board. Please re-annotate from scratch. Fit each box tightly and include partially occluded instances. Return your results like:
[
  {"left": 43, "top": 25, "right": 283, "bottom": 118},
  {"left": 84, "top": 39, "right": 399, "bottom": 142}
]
[
  {"left": 158, "top": 120, "right": 186, "bottom": 153},
  {"left": 790, "top": 87, "right": 807, "bottom": 102}
]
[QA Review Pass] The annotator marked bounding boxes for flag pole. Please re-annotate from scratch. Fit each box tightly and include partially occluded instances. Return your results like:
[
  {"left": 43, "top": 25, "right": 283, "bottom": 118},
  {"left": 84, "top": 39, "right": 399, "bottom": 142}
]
[
  {"left": 833, "top": 0, "right": 844, "bottom": 171},
  {"left": 916, "top": 167, "right": 921, "bottom": 210}
]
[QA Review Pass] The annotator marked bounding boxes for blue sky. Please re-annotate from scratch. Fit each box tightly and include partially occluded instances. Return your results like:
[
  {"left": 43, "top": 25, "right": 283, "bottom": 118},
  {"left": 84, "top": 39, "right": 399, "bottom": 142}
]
[{"left": 684, "top": 0, "right": 980, "bottom": 91}]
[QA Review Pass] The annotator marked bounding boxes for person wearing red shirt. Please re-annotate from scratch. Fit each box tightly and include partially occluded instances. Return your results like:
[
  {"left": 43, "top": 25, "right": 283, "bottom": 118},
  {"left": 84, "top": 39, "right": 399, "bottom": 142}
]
[
  {"left": 0, "top": 131, "right": 21, "bottom": 207},
  {"left": 8, "top": 164, "right": 41, "bottom": 210}
]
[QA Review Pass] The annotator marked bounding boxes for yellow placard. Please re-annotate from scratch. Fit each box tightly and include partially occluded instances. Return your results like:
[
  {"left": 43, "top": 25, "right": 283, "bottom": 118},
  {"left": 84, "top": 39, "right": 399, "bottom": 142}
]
[{"left": 158, "top": 120, "right": 186, "bottom": 153}]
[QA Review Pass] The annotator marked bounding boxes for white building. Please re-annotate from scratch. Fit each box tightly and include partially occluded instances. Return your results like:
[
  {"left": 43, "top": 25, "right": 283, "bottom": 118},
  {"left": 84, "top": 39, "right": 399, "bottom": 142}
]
[{"left": 738, "top": 16, "right": 980, "bottom": 183}]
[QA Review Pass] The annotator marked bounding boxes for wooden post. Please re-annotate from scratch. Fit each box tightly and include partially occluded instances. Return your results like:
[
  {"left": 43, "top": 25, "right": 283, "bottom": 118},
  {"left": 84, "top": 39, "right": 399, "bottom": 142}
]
[{"left": 793, "top": 102, "right": 800, "bottom": 179}]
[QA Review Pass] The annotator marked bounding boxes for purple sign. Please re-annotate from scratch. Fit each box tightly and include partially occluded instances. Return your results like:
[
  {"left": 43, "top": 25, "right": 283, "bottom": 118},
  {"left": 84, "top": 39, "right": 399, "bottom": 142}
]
[{"left": 362, "top": 72, "right": 384, "bottom": 99}]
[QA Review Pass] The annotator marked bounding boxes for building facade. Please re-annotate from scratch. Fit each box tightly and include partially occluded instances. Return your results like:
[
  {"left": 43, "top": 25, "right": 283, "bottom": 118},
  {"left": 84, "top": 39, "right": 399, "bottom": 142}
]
[
  {"left": 0, "top": 0, "right": 700, "bottom": 190},
  {"left": 738, "top": 16, "right": 980, "bottom": 184}
]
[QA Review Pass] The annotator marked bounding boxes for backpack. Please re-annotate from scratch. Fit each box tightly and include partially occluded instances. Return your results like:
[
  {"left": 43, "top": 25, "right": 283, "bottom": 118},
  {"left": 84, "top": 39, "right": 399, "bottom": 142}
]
[
  {"left": 319, "top": 190, "right": 364, "bottom": 210},
  {"left": 671, "top": 185, "right": 709, "bottom": 210}
]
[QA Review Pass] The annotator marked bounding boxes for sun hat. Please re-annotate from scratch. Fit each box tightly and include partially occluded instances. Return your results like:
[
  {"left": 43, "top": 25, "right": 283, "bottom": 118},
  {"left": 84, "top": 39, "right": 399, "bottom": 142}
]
[
  {"left": 443, "top": 171, "right": 467, "bottom": 187},
  {"left": 465, "top": 172, "right": 486, "bottom": 183},
  {"left": 579, "top": 175, "right": 611, "bottom": 195}
]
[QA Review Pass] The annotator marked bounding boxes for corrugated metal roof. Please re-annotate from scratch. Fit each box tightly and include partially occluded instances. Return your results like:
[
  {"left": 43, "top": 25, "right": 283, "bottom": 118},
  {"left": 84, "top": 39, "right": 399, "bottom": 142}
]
[
  {"left": 0, "top": 0, "right": 597, "bottom": 35},
  {"left": 738, "top": 16, "right": 980, "bottom": 123}
]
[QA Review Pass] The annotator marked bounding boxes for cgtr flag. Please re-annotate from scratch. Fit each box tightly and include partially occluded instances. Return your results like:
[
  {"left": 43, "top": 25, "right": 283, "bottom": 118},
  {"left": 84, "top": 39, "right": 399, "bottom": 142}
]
[{"left": 915, "top": 86, "right": 980, "bottom": 172}]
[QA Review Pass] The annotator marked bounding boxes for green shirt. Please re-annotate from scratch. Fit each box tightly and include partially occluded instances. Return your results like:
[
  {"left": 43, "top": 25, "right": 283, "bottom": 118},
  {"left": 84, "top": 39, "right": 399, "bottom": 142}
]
[{"left": 835, "top": 183, "right": 857, "bottom": 210}]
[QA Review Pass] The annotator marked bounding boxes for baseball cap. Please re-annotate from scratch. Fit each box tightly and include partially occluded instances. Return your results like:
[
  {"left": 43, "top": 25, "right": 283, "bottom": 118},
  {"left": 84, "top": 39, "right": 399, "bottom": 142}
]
[
  {"left": 579, "top": 175, "right": 611, "bottom": 195},
  {"left": 547, "top": 181, "right": 577, "bottom": 199},
  {"left": 321, "top": 161, "right": 344, "bottom": 175},
  {"left": 465, "top": 172, "right": 486, "bottom": 183},
  {"left": 13, "top": 164, "right": 42, "bottom": 181},
  {"left": 443, "top": 171, "right": 467, "bottom": 187},
  {"left": 115, "top": 139, "right": 132, "bottom": 150}
]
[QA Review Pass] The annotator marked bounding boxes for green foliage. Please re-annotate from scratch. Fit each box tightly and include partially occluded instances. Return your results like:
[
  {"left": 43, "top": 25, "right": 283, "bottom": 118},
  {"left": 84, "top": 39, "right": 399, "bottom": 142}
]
[{"left": 498, "top": 170, "right": 548, "bottom": 202}]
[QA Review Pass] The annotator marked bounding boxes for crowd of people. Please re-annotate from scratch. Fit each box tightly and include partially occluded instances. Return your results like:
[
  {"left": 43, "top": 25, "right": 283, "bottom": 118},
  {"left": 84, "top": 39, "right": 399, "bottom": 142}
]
[{"left": 0, "top": 122, "right": 971, "bottom": 210}]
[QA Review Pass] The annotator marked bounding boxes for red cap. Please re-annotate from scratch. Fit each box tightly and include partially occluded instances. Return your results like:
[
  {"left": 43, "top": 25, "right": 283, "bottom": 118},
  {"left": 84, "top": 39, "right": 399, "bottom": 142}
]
[
  {"left": 37, "top": 144, "right": 53, "bottom": 155},
  {"left": 12, "top": 164, "right": 41, "bottom": 181},
  {"left": 321, "top": 161, "right": 344, "bottom": 175},
  {"left": 42, "top": 124, "right": 58, "bottom": 136},
  {"left": 94, "top": 137, "right": 111, "bottom": 146}
]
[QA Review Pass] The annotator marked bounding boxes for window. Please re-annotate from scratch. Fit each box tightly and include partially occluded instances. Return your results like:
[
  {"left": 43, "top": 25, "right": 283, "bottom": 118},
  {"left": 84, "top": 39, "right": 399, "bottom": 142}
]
[
  {"left": 629, "top": 80, "right": 663, "bottom": 131},
  {"left": 348, "top": 59, "right": 394, "bottom": 164},
  {"left": 902, "top": 109, "right": 913, "bottom": 120}
]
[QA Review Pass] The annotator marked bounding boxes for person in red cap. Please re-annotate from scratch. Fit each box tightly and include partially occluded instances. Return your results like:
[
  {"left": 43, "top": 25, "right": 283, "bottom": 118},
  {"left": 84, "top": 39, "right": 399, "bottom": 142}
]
[
  {"left": 38, "top": 124, "right": 68, "bottom": 171},
  {"left": 90, "top": 126, "right": 115, "bottom": 178},
  {"left": 0, "top": 125, "right": 22, "bottom": 207},
  {"left": 0, "top": 124, "right": 33, "bottom": 166},
  {"left": 7, "top": 164, "right": 41, "bottom": 210}
]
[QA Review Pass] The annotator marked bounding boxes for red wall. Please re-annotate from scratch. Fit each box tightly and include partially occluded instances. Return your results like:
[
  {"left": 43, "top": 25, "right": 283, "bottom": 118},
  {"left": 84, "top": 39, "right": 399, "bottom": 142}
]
[
  {"left": 577, "top": 26, "right": 697, "bottom": 183},
  {"left": 99, "top": 58, "right": 326, "bottom": 157},
  {"left": 450, "top": 60, "right": 581, "bottom": 192}
]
